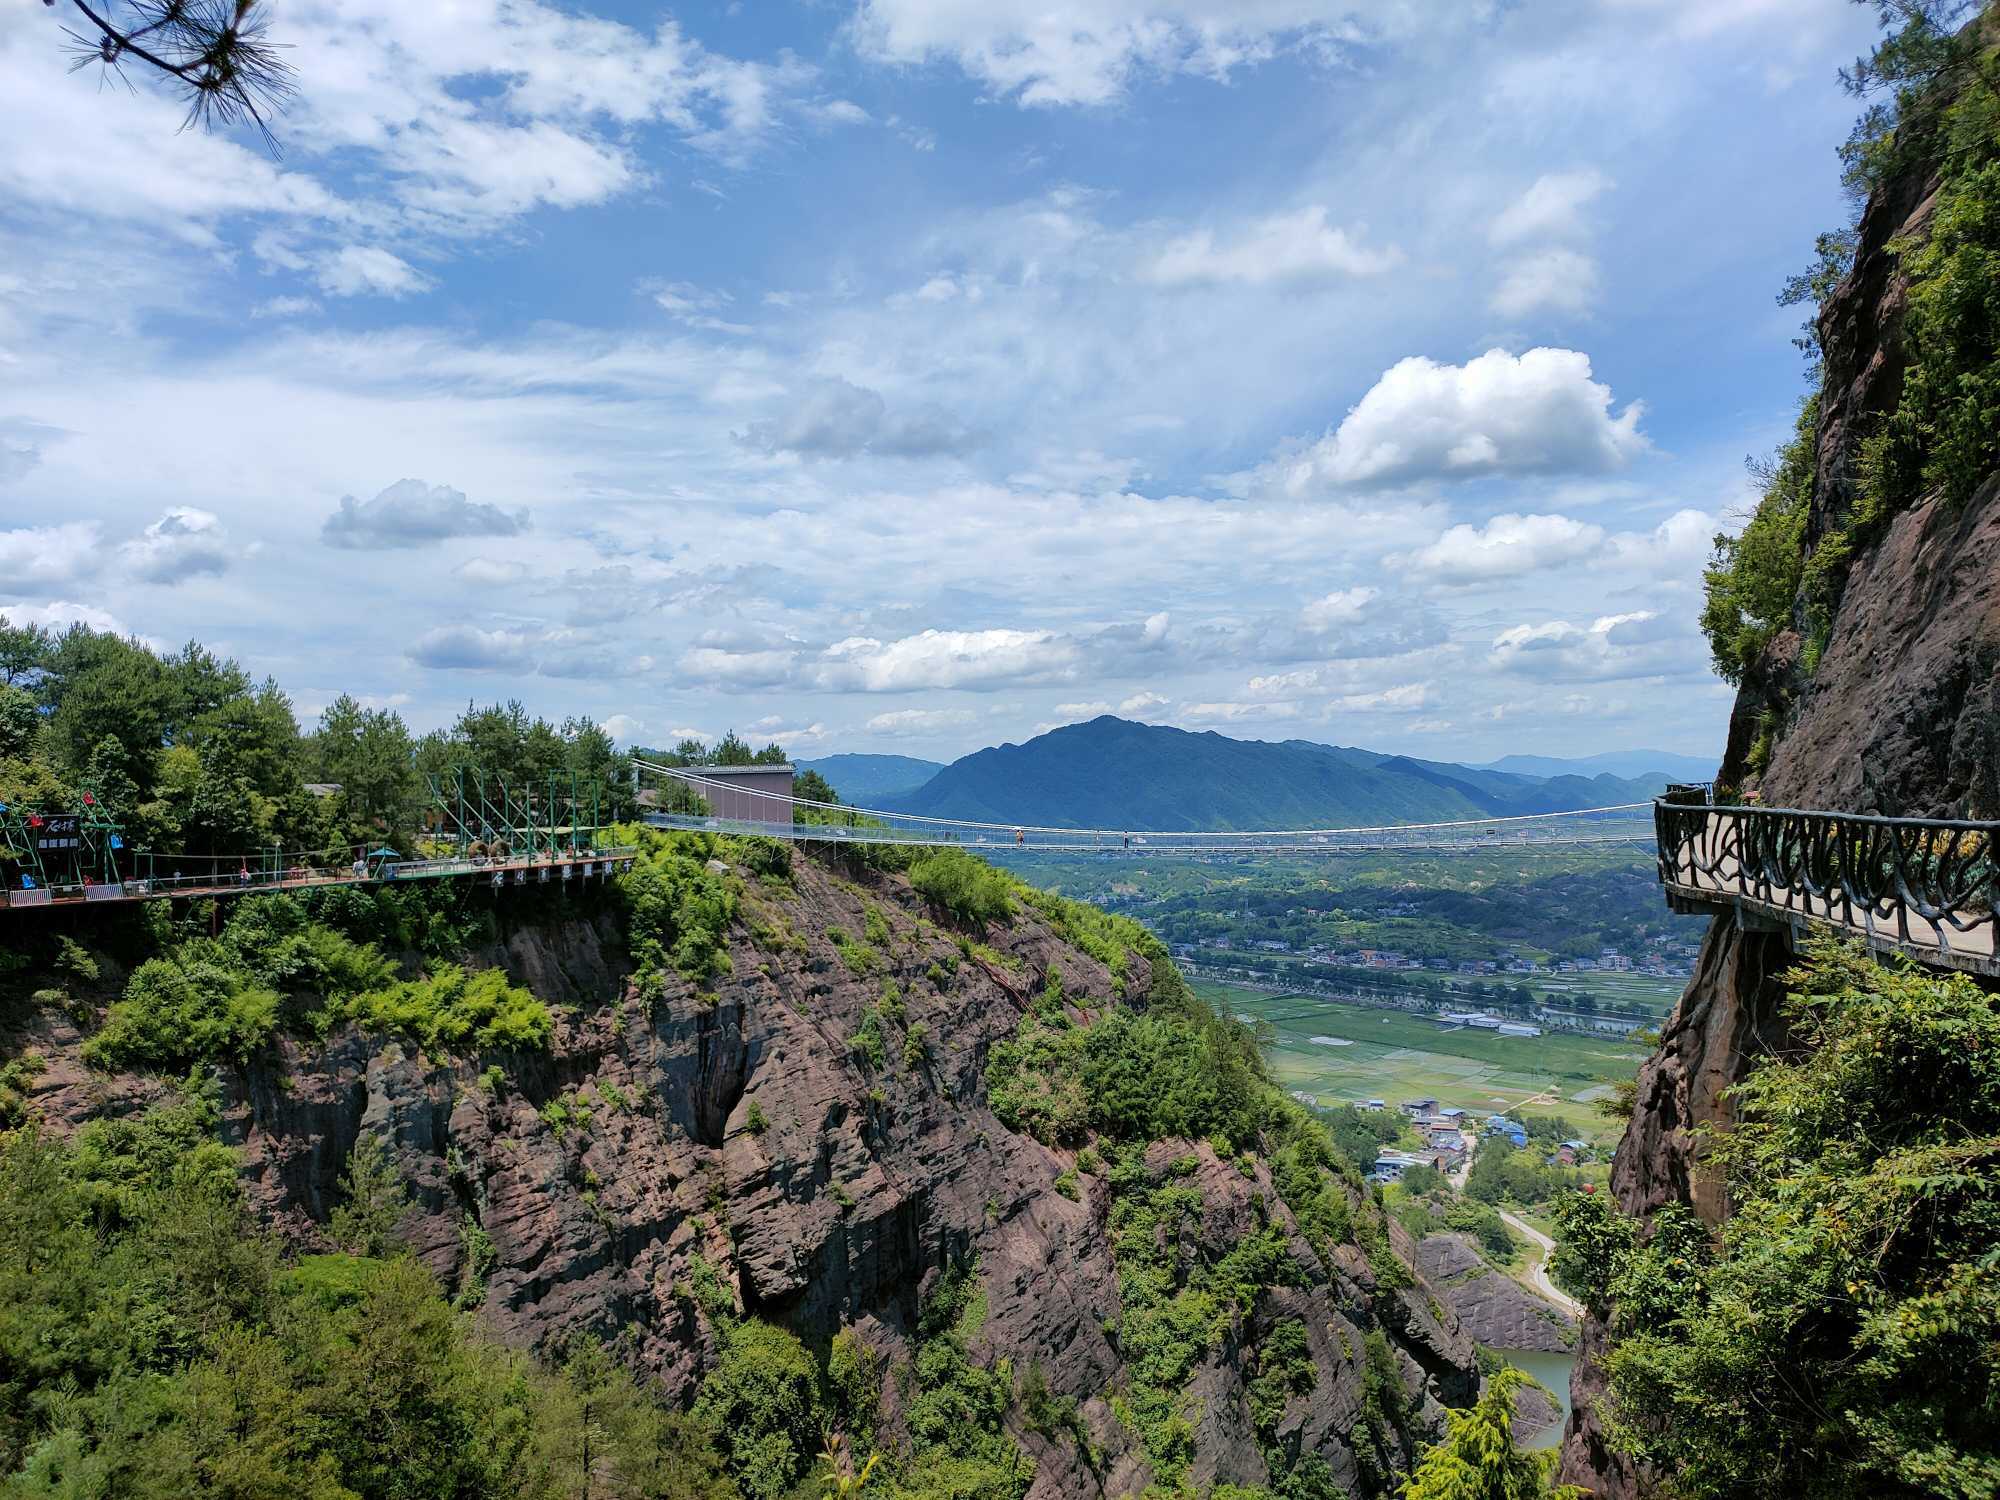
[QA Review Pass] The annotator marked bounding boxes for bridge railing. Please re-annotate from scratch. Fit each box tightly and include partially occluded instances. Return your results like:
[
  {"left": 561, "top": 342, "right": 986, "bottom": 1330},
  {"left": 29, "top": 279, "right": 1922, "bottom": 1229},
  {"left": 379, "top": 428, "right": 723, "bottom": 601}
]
[
  {"left": 645, "top": 806, "right": 1658, "bottom": 856},
  {"left": 0, "top": 848, "right": 639, "bottom": 913},
  {"left": 1654, "top": 792, "right": 2000, "bottom": 973}
]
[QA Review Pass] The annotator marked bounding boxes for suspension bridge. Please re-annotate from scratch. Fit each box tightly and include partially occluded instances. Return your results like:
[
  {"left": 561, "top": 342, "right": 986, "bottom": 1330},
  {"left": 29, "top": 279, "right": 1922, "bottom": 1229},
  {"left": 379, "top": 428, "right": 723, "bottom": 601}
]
[
  {"left": 5, "top": 759, "right": 1992, "bottom": 982},
  {"left": 0, "top": 757, "right": 1657, "bottom": 916},
  {"left": 633, "top": 760, "right": 1658, "bottom": 855}
]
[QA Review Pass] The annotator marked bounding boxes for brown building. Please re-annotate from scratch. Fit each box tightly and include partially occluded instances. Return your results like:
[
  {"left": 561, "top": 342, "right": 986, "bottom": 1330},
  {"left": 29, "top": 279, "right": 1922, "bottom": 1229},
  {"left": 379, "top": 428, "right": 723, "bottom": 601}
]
[{"left": 687, "top": 764, "right": 796, "bottom": 823}]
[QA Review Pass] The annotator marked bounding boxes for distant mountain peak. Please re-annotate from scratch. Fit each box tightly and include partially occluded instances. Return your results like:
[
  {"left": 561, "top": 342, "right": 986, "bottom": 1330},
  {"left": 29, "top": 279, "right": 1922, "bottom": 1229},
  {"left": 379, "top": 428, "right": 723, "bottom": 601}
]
[{"left": 874, "top": 717, "right": 1678, "bottom": 830}]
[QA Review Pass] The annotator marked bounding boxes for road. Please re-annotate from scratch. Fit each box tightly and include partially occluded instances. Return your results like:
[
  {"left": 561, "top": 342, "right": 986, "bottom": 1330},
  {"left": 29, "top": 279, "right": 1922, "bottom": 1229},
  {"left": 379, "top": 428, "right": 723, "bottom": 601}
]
[{"left": 1498, "top": 1208, "right": 1584, "bottom": 1318}]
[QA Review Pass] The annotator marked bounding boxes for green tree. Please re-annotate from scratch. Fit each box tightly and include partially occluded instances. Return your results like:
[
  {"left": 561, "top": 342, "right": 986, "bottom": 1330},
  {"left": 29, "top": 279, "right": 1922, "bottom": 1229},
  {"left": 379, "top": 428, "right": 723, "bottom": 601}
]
[
  {"left": 1401, "top": 1367, "right": 1582, "bottom": 1500},
  {"left": 1579, "top": 942, "right": 2000, "bottom": 1497},
  {"left": 522, "top": 1337, "right": 738, "bottom": 1500},
  {"left": 0, "top": 684, "right": 37, "bottom": 763},
  {"left": 692, "top": 1320, "right": 825, "bottom": 1500},
  {"left": 0, "top": 615, "right": 51, "bottom": 687},
  {"left": 327, "top": 1133, "right": 410, "bottom": 1257},
  {"left": 309, "top": 693, "right": 420, "bottom": 837},
  {"left": 39, "top": 626, "right": 177, "bottom": 797}
]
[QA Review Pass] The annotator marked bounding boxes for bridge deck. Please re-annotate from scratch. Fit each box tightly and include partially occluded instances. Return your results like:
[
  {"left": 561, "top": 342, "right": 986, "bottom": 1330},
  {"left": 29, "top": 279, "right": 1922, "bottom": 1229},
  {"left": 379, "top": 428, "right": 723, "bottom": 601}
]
[
  {"left": 643, "top": 810, "right": 1656, "bottom": 855},
  {"left": 0, "top": 850, "right": 637, "bottom": 916}
]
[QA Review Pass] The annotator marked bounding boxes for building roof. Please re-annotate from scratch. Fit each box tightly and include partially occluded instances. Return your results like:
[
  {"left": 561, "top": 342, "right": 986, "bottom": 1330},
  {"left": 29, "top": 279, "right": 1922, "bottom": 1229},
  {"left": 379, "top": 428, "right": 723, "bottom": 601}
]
[{"left": 682, "top": 763, "right": 795, "bottom": 778}]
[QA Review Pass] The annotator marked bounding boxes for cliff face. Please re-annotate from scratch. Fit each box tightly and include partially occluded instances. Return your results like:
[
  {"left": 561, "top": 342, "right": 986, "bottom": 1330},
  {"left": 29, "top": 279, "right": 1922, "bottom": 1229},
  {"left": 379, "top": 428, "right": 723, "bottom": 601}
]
[
  {"left": 1716, "top": 60, "right": 2000, "bottom": 816},
  {"left": 1559, "top": 34, "right": 2000, "bottom": 1494},
  {"left": 2, "top": 847, "right": 1478, "bottom": 1497}
]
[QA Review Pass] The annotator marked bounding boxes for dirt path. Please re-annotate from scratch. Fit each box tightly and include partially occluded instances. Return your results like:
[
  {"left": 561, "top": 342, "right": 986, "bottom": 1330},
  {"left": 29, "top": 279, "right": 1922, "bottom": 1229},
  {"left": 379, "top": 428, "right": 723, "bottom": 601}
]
[{"left": 1497, "top": 1208, "right": 1584, "bottom": 1318}]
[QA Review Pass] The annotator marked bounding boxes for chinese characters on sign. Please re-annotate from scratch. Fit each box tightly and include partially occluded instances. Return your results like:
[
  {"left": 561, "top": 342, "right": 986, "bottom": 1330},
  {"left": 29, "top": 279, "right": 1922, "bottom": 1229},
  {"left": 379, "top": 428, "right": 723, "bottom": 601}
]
[{"left": 33, "top": 815, "right": 81, "bottom": 855}]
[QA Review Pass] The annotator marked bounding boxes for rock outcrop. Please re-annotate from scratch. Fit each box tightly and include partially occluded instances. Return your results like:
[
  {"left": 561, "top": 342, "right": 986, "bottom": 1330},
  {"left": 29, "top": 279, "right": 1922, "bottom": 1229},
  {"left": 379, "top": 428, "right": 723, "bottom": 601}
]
[
  {"left": 1559, "top": 22, "right": 2000, "bottom": 1493},
  {"left": 1414, "top": 1232, "right": 1575, "bottom": 1354},
  {"left": 2, "top": 847, "right": 1480, "bottom": 1496}
]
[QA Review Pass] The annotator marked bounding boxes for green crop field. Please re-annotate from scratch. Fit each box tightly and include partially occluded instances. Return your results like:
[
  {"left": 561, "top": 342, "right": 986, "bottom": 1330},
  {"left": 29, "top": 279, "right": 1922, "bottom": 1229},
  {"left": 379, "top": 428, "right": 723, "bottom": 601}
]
[{"left": 1200, "top": 981, "right": 1649, "bottom": 1148}]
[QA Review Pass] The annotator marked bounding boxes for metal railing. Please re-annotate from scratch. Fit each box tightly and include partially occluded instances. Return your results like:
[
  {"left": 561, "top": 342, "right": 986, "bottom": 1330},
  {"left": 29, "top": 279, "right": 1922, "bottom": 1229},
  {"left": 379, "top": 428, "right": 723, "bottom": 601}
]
[
  {"left": 1654, "top": 791, "right": 2000, "bottom": 973},
  {"left": 0, "top": 848, "right": 639, "bottom": 914},
  {"left": 644, "top": 806, "right": 1658, "bottom": 856}
]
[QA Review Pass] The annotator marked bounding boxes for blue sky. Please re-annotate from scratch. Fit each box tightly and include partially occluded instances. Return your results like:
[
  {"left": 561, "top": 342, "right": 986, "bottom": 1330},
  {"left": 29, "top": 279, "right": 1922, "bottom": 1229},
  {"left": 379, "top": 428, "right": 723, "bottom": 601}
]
[{"left": 0, "top": 0, "right": 1881, "bottom": 764}]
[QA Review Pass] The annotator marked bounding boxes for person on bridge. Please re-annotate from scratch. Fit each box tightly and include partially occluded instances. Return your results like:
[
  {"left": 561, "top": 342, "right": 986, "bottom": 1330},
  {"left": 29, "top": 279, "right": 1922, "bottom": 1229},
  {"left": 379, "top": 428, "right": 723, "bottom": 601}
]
[{"left": 1014, "top": 827, "right": 1024, "bottom": 846}]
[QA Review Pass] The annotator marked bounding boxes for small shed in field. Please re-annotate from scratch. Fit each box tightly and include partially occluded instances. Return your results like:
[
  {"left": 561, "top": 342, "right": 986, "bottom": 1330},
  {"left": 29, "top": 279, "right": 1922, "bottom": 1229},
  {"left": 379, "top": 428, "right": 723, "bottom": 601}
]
[{"left": 692, "top": 764, "right": 796, "bottom": 822}]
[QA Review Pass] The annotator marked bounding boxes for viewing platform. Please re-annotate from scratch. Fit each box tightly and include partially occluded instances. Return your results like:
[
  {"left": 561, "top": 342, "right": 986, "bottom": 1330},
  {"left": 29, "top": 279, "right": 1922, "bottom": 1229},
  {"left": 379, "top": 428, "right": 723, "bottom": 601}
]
[
  {"left": 0, "top": 849, "right": 638, "bottom": 916},
  {"left": 1654, "top": 787, "right": 1999, "bottom": 977}
]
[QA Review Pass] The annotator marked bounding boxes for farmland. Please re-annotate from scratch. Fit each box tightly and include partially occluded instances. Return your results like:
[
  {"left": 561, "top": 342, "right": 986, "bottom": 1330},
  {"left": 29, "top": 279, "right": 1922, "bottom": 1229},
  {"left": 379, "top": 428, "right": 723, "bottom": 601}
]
[{"left": 1200, "top": 980, "right": 1650, "bottom": 1149}]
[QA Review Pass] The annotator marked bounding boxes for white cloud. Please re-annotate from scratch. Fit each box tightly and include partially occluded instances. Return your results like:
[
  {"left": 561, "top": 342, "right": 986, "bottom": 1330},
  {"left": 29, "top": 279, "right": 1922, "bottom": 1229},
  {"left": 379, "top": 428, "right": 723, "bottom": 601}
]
[
  {"left": 1612, "top": 507, "right": 1715, "bottom": 565},
  {"left": 324, "top": 479, "right": 529, "bottom": 549},
  {"left": 455, "top": 557, "right": 530, "bottom": 585},
  {"left": 1489, "top": 170, "right": 1612, "bottom": 246},
  {"left": 740, "top": 376, "right": 980, "bottom": 459},
  {"left": 1407, "top": 512, "right": 1607, "bottom": 583},
  {"left": 866, "top": 707, "right": 977, "bottom": 734},
  {"left": 677, "top": 645, "right": 804, "bottom": 689},
  {"left": 822, "top": 628, "right": 1077, "bottom": 692},
  {"left": 650, "top": 281, "right": 753, "bottom": 334},
  {"left": 318, "top": 246, "right": 433, "bottom": 299},
  {"left": 809, "top": 98, "right": 872, "bottom": 127},
  {"left": 0, "top": 23, "right": 341, "bottom": 239},
  {"left": 849, "top": 1, "right": 1401, "bottom": 107},
  {"left": 121, "top": 507, "right": 231, "bottom": 585},
  {"left": 1180, "top": 699, "right": 1302, "bottom": 725},
  {"left": 1330, "top": 681, "right": 1433, "bottom": 712},
  {"left": 408, "top": 625, "right": 539, "bottom": 671},
  {"left": 1300, "top": 586, "right": 1378, "bottom": 630},
  {"left": 1491, "top": 247, "right": 1600, "bottom": 320},
  {"left": 0, "top": 599, "right": 130, "bottom": 637},
  {"left": 251, "top": 296, "right": 323, "bottom": 320},
  {"left": 1120, "top": 691, "right": 1170, "bottom": 714},
  {"left": 1145, "top": 207, "right": 1401, "bottom": 286},
  {"left": 1284, "top": 347, "right": 1648, "bottom": 490},
  {"left": 746, "top": 717, "right": 831, "bottom": 750},
  {"left": 0, "top": 523, "right": 100, "bottom": 593},
  {"left": 1489, "top": 609, "right": 1700, "bottom": 683}
]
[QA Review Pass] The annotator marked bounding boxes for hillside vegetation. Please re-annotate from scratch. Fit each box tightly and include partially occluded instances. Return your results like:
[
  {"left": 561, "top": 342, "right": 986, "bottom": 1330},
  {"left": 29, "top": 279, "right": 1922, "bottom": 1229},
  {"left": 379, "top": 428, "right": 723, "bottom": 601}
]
[
  {"left": 0, "top": 614, "right": 1558, "bottom": 1500},
  {"left": 1552, "top": 942, "right": 2000, "bottom": 1497}
]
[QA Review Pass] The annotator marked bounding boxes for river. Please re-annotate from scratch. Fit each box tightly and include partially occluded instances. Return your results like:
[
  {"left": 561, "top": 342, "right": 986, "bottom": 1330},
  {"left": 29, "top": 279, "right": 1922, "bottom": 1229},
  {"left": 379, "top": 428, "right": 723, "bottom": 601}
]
[{"left": 1490, "top": 1346, "right": 1576, "bottom": 1450}]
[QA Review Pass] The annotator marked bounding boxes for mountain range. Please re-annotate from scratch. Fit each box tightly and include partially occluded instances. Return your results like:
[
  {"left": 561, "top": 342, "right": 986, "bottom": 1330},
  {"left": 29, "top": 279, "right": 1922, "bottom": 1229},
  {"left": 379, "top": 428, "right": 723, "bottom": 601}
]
[{"left": 802, "top": 717, "right": 1710, "bottom": 831}]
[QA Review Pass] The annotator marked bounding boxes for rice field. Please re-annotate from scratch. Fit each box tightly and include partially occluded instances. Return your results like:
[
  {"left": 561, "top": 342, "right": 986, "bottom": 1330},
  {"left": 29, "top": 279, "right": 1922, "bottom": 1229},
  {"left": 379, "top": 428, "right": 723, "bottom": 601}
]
[{"left": 1201, "top": 981, "right": 1650, "bottom": 1148}]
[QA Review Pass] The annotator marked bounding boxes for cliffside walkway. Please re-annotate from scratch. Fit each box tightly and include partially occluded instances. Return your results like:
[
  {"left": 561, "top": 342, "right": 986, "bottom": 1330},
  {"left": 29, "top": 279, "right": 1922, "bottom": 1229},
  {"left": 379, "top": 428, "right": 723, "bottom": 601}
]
[
  {"left": 1654, "top": 787, "right": 2000, "bottom": 977},
  {"left": 638, "top": 762, "right": 1657, "bottom": 856},
  {"left": 0, "top": 849, "right": 637, "bottom": 917}
]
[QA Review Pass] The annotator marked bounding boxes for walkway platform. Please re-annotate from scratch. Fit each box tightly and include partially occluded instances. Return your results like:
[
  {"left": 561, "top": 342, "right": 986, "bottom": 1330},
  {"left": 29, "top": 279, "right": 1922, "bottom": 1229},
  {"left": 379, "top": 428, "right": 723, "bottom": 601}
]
[
  {"left": 1654, "top": 792, "right": 1999, "bottom": 977},
  {"left": 0, "top": 849, "right": 638, "bottom": 917},
  {"left": 643, "top": 809, "right": 1656, "bottom": 856}
]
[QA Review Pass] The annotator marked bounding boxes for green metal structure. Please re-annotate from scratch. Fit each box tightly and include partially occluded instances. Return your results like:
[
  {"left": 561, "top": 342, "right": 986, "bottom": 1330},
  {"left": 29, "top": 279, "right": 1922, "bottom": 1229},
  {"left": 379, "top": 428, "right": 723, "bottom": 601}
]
[
  {"left": 425, "top": 768, "right": 608, "bottom": 862},
  {"left": 0, "top": 792, "right": 128, "bottom": 892}
]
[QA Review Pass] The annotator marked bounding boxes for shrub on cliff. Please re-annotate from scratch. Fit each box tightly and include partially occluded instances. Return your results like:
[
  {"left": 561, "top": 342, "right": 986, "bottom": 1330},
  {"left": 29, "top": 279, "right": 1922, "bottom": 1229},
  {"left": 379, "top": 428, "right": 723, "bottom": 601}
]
[
  {"left": 619, "top": 830, "right": 740, "bottom": 990},
  {"left": 0, "top": 1086, "right": 737, "bottom": 1497},
  {"left": 986, "top": 997, "right": 1263, "bottom": 1148},
  {"left": 346, "top": 963, "right": 552, "bottom": 1053},
  {"left": 1704, "top": 7, "right": 2000, "bottom": 688},
  {"left": 694, "top": 1319, "right": 824, "bottom": 1500},
  {"left": 1562, "top": 941, "right": 2000, "bottom": 1497},
  {"left": 907, "top": 847, "right": 1015, "bottom": 927},
  {"left": 82, "top": 956, "right": 280, "bottom": 1070},
  {"left": 1400, "top": 1366, "right": 1583, "bottom": 1500}
]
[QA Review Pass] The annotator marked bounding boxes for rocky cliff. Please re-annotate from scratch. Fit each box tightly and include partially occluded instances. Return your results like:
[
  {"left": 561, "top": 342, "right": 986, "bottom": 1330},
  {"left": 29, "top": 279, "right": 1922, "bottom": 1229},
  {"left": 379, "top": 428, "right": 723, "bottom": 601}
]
[
  {"left": 1558, "top": 16, "right": 2000, "bottom": 1493},
  {"left": 2, "top": 842, "right": 1479, "bottom": 1497}
]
